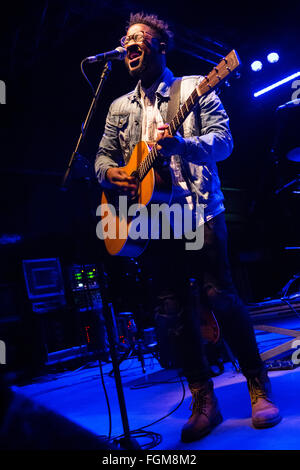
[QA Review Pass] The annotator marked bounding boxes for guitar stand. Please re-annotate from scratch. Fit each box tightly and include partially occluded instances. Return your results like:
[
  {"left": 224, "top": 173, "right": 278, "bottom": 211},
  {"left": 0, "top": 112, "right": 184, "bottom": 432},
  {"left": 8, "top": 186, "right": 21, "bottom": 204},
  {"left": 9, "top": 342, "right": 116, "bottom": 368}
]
[{"left": 221, "top": 339, "right": 241, "bottom": 373}]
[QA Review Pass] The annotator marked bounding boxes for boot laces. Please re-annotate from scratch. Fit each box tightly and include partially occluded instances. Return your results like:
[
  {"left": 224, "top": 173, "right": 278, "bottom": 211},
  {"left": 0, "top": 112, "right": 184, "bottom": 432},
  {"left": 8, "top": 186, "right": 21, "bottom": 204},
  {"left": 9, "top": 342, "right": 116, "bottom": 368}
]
[
  {"left": 189, "top": 387, "right": 209, "bottom": 416},
  {"left": 248, "top": 377, "right": 271, "bottom": 405}
]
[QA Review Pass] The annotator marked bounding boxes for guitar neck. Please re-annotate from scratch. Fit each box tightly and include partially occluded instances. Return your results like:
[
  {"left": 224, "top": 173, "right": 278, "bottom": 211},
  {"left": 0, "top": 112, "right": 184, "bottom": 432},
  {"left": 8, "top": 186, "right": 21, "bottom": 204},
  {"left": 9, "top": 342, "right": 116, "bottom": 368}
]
[
  {"left": 136, "top": 50, "right": 240, "bottom": 181},
  {"left": 136, "top": 89, "right": 200, "bottom": 181}
]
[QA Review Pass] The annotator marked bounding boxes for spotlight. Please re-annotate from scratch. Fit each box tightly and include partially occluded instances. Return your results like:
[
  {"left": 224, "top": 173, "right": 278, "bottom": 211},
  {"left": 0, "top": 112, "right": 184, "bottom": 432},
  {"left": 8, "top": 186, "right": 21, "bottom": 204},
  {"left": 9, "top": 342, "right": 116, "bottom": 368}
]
[
  {"left": 267, "top": 52, "right": 279, "bottom": 63},
  {"left": 251, "top": 60, "right": 263, "bottom": 72}
]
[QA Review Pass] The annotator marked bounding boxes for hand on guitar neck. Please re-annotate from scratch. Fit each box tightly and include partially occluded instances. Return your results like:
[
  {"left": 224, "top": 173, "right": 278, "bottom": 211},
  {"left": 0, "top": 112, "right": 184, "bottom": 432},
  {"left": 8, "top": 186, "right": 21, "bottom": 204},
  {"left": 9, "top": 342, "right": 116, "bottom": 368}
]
[{"left": 105, "top": 167, "right": 139, "bottom": 197}]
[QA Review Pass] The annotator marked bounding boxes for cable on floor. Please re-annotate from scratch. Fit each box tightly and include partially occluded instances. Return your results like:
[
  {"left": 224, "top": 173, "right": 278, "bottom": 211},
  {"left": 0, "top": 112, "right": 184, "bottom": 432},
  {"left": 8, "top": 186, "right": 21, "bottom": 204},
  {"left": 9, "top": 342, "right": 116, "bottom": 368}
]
[{"left": 108, "top": 374, "right": 186, "bottom": 449}]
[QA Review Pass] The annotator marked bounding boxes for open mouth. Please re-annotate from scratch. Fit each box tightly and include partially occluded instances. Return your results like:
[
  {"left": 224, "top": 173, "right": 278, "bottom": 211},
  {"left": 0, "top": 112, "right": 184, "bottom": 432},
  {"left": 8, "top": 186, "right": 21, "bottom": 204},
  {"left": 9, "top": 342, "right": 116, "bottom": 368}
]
[{"left": 127, "top": 45, "right": 143, "bottom": 67}]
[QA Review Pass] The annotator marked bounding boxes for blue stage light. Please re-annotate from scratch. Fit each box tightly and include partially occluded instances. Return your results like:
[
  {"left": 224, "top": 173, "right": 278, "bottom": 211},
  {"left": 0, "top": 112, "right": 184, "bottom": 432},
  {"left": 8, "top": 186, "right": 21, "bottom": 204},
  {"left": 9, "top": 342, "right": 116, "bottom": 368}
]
[
  {"left": 251, "top": 60, "right": 263, "bottom": 72},
  {"left": 253, "top": 71, "right": 300, "bottom": 97},
  {"left": 267, "top": 52, "right": 279, "bottom": 63}
]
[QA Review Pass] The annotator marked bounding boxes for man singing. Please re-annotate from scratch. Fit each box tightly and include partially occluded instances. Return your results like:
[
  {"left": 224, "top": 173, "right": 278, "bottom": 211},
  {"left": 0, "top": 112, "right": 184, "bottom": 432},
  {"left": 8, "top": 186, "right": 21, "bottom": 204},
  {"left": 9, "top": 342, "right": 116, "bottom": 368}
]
[{"left": 95, "top": 12, "right": 281, "bottom": 442}]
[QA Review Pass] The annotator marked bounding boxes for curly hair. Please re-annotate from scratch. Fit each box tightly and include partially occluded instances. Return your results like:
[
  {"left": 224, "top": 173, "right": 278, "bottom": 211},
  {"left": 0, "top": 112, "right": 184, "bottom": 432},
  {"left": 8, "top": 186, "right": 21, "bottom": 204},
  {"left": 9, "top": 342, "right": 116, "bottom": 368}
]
[{"left": 126, "top": 12, "right": 174, "bottom": 52}]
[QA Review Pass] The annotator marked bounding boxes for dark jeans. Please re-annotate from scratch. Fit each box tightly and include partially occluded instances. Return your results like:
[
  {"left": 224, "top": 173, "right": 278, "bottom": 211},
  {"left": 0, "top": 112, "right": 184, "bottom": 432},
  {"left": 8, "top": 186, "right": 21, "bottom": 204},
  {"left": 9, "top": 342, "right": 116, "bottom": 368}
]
[{"left": 139, "top": 212, "right": 263, "bottom": 383}]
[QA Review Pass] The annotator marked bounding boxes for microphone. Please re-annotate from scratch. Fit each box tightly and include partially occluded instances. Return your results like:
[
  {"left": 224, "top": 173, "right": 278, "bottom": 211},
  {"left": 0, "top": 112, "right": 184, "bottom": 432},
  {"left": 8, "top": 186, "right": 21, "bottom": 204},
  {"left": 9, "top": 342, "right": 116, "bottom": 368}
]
[{"left": 85, "top": 47, "right": 126, "bottom": 63}]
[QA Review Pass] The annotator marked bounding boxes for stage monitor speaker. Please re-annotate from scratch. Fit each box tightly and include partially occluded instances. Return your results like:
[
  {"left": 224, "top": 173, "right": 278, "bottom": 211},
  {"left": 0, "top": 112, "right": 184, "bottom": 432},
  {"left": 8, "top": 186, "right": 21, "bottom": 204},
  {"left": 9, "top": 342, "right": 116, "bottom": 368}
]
[{"left": 0, "top": 386, "right": 119, "bottom": 450}]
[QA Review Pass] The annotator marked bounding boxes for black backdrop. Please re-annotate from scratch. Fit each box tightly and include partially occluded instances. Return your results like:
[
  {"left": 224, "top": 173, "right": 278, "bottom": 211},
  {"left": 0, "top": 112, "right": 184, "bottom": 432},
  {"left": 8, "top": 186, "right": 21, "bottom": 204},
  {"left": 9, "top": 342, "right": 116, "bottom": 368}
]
[{"left": 1, "top": 0, "right": 300, "bottom": 312}]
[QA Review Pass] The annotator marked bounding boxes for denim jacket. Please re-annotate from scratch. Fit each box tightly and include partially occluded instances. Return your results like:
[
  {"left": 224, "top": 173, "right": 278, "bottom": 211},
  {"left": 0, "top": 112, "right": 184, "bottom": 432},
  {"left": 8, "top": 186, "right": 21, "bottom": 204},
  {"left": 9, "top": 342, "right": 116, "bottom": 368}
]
[{"left": 95, "top": 67, "right": 233, "bottom": 220}]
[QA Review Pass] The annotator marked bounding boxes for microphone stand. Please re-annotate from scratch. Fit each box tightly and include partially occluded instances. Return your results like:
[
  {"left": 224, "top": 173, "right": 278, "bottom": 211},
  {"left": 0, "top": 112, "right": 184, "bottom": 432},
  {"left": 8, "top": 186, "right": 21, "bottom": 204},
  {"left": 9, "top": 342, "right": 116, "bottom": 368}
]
[
  {"left": 61, "top": 60, "right": 111, "bottom": 189},
  {"left": 98, "top": 267, "right": 140, "bottom": 450},
  {"left": 61, "top": 60, "right": 140, "bottom": 450}
]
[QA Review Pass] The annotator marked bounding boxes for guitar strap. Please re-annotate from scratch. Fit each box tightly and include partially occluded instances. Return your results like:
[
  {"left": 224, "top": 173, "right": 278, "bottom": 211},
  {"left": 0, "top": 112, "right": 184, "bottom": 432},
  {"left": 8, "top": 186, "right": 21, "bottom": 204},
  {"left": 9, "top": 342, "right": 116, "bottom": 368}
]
[
  {"left": 166, "top": 78, "right": 182, "bottom": 127},
  {"left": 166, "top": 77, "right": 195, "bottom": 202}
]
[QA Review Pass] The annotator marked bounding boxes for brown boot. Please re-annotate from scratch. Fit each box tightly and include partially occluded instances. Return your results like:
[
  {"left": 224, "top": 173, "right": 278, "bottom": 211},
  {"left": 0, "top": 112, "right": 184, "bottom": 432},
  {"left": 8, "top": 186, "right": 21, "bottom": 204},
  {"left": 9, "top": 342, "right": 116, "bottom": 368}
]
[
  {"left": 181, "top": 379, "right": 223, "bottom": 442},
  {"left": 247, "top": 369, "right": 282, "bottom": 429}
]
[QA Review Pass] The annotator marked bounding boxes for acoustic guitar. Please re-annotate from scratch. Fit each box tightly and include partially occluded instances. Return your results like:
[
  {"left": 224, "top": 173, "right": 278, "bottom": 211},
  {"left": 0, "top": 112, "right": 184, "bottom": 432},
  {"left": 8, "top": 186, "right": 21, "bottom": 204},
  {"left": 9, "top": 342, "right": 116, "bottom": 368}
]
[{"left": 100, "top": 50, "right": 240, "bottom": 256}]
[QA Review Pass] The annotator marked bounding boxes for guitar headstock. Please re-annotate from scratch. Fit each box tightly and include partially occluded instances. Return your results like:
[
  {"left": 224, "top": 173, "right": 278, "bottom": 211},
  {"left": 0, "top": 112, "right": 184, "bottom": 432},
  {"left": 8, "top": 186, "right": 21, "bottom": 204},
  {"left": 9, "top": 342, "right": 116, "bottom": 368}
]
[
  {"left": 198, "top": 49, "right": 241, "bottom": 96},
  {"left": 164, "top": 49, "right": 241, "bottom": 140},
  {"left": 222, "top": 49, "right": 241, "bottom": 74}
]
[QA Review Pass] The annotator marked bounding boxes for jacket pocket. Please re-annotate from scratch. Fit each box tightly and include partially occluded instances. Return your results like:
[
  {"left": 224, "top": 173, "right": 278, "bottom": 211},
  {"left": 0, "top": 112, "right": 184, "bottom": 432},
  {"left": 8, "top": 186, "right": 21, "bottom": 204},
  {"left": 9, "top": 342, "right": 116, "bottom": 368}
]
[{"left": 115, "top": 114, "right": 131, "bottom": 158}]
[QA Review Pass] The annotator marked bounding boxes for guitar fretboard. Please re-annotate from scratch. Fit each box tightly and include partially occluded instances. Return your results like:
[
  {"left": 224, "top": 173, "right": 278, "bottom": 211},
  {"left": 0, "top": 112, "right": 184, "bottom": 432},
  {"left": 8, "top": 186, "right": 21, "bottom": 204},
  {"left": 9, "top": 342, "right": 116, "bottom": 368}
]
[{"left": 135, "top": 50, "right": 239, "bottom": 182}]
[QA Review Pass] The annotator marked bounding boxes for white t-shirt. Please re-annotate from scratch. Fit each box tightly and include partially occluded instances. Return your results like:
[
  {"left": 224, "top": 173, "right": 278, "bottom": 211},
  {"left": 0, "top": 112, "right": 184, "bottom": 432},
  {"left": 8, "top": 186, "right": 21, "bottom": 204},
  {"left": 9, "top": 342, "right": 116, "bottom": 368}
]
[{"left": 140, "top": 81, "right": 193, "bottom": 209}]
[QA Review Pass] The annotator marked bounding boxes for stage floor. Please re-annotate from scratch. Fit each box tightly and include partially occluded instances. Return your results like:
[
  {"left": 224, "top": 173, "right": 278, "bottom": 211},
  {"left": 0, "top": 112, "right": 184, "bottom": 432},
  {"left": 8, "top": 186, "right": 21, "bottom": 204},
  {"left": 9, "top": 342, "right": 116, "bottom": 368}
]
[{"left": 15, "top": 315, "right": 300, "bottom": 451}]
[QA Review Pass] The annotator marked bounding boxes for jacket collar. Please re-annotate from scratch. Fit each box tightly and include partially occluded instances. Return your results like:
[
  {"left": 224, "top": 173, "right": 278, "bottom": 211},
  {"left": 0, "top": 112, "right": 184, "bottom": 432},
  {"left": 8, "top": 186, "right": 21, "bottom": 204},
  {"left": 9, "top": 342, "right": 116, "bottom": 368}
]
[{"left": 128, "top": 68, "right": 175, "bottom": 103}]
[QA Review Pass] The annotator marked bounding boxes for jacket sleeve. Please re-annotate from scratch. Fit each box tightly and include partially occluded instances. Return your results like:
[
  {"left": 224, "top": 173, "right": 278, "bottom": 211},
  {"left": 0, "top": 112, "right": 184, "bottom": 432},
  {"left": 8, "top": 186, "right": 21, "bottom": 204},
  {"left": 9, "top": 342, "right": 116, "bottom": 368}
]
[
  {"left": 181, "top": 89, "right": 233, "bottom": 165},
  {"left": 94, "top": 102, "right": 121, "bottom": 186}
]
